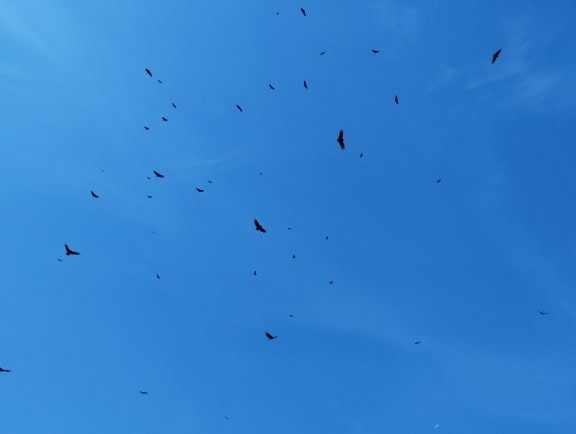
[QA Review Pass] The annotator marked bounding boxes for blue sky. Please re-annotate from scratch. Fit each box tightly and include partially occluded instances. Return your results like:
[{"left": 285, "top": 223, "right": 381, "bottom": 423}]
[{"left": 1, "top": 0, "right": 576, "bottom": 433}]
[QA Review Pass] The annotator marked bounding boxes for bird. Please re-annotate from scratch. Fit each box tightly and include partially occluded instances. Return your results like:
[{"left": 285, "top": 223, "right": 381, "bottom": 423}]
[
  {"left": 64, "top": 244, "right": 80, "bottom": 256},
  {"left": 153, "top": 170, "right": 164, "bottom": 178},
  {"left": 371, "top": 49, "right": 380, "bottom": 54},
  {"left": 300, "top": 7, "right": 306, "bottom": 16},
  {"left": 268, "top": 83, "right": 275, "bottom": 90},
  {"left": 195, "top": 187, "right": 205, "bottom": 192},
  {"left": 537, "top": 310, "right": 549, "bottom": 315},
  {"left": 414, "top": 341, "right": 421, "bottom": 345},
  {"left": 161, "top": 116, "right": 168, "bottom": 122},
  {"left": 254, "top": 219, "right": 267, "bottom": 233},
  {"left": 325, "top": 235, "right": 329, "bottom": 240},
  {"left": 253, "top": 271, "right": 257, "bottom": 276},
  {"left": 320, "top": 51, "right": 326, "bottom": 55},
  {"left": 139, "top": 391, "right": 148, "bottom": 395},
  {"left": 157, "top": 79, "right": 163, "bottom": 84},
  {"left": 292, "top": 254, "right": 296, "bottom": 259},
  {"left": 145, "top": 68, "right": 153, "bottom": 77},
  {"left": 156, "top": 274, "right": 160, "bottom": 279},
  {"left": 171, "top": 102, "right": 177, "bottom": 108},
  {"left": 288, "top": 314, "right": 294, "bottom": 318},
  {"left": 146, "top": 195, "right": 153, "bottom": 198},
  {"left": 265, "top": 332, "right": 278, "bottom": 340},
  {"left": 328, "top": 280, "right": 334, "bottom": 284},
  {"left": 57, "top": 258, "right": 62, "bottom": 262},
  {"left": 144, "top": 126, "right": 150, "bottom": 130},
  {"left": 0, "top": 367, "right": 11, "bottom": 373},
  {"left": 207, "top": 180, "right": 213, "bottom": 183},
  {"left": 337, "top": 129, "right": 345, "bottom": 150},
  {"left": 236, "top": 104, "right": 243, "bottom": 112},
  {"left": 360, "top": 152, "right": 363, "bottom": 158},
  {"left": 395, "top": 95, "right": 399, "bottom": 104},
  {"left": 303, "top": 80, "right": 308, "bottom": 89},
  {"left": 491, "top": 48, "right": 502, "bottom": 64},
  {"left": 436, "top": 178, "right": 442, "bottom": 183},
  {"left": 287, "top": 227, "right": 293, "bottom": 231},
  {"left": 90, "top": 190, "right": 99, "bottom": 198}
]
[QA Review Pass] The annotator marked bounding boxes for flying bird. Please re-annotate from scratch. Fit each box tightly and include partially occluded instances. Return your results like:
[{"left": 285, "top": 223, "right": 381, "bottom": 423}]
[
  {"left": 157, "top": 79, "right": 163, "bottom": 84},
  {"left": 207, "top": 180, "right": 213, "bottom": 183},
  {"left": 268, "top": 83, "right": 275, "bottom": 90},
  {"left": 0, "top": 367, "right": 11, "bottom": 373},
  {"left": 436, "top": 178, "right": 442, "bottom": 183},
  {"left": 156, "top": 274, "right": 160, "bottom": 279},
  {"left": 414, "top": 341, "right": 421, "bottom": 345},
  {"left": 265, "top": 332, "right": 278, "bottom": 340},
  {"left": 57, "top": 258, "right": 62, "bottom": 262},
  {"left": 303, "top": 80, "right": 308, "bottom": 89},
  {"left": 139, "top": 391, "right": 148, "bottom": 395},
  {"left": 337, "top": 129, "right": 345, "bottom": 150},
  {"left": 145, "top": 68, "right": 153, "bottom": 77},
  {"left": 253, "top": 271, "right": 257, "bottom": 276},
  {"left": 64, "top": 244, "right": 80, "bottom": 256},
  {"left": 395, "top": 95, "right": 399, "bottom": 104},
  {"left": 360, "top": 152, "right": 363, "bottom": 158},
  {"left": 195, "top": 187, "right": 205, "bottom": 192},
  {"left": 171, "top": 102, "right": 177, "bottom": 108},
  {"left": 537, "top": 310, "right": 549, "bottom": 315},
  {"left": 491, "top": 48, "right": 502, "bottom": 64},
  {"left": 325, "top": 235, "right": 329, "bottom": 240},
  {"left": 161, "top": 116, "right": 168, "bottom": 122},
  {"left": 144, "top": 126, "right": 150, "bottom": 130},
  {"left": 292, "top": 254, "right": 296, "bottom": 259},
  {"left": 146, "top": 195, "right": 152, "bottom": 198},
  {"left": 236, "top": 104, "right": 243, "bottom": 112},
  {"left": 371, "top": 49, "right": 380, "bottom": 54},
  {"left": 320, "top": 51, "right": 326, "bottom": 55},
  {"left": 328, "top": 280, "right": 334, "bottom": 284},
  {"left": 153, "top": 170, "right": 164, "bottom": 178},
  {"left": 288, "top": 314, "right": 294, "bottom": 318},
  {"left": 254, "top": 219, "right": 267, "bottom": 233},
  {"left": 90, "top": 190, "right": 99, "bottom": 198},
  {"left": 300, "top": 7, "right": 306, "bottom": 16}
]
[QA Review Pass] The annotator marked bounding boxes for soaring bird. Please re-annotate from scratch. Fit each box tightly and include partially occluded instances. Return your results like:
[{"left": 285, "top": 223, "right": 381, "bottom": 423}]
[
  {"left": 414, "top": 341, "right": 421, "bottom": 345},
  {"left": 207, "top": 180, "right": 213, "bottom": 184},
  {"left": 144, "top": 126, "right": 150, "bottom": 130},
  {"left": 292, "top": 254, "right": 296, "bottom": 259},
  {"left": 300, "top": 7, "right": 306, "bottom": 16},
  {"left": 146, "top": 195, "right": 153, "bottom": 198},
  {"left": 253, "top": 270, "right": 257, "bottom": 276},
  {"left": 153, "top": 170, "right": 164, "bottom": 178},
  {"left": 328, "top": 280, "right": 334, "bottom": 284},
  {"left": 139, "top": 391, "right": 148, "bottom": 395},
  {"left": 254, "top": 219, "right": 267, "bottom": 233},
  {"left": 171, "top": 102, "right": 177, "bottom": 109},
  {"left": 236, "top": 104, "right": 243, "bottom": 112},
  {"left": 337, "top": 129, "right": 345, "bottom": 150},
  {"left": 145, "top": 68, "right": 153, "bottom": 77},
  {"left": 0, "top": 367, "right": 11, "bottom": 373},
  {"left": 537, "top": 310, "right": 549, "bottom": 315},
  {"left": 157, "top": 79, "right": 163, "bottom": 84},
  {"left": 64, "top": 244, "right": 80, "bottom": 256},
  {"left": 360, "top": 152, "right": 363, "bottom": 158},
  {"left": 395, "top": 95, "right": 399, "bottom": 104},
  {"left": 195, "top": 187, "right": 205, "bottom": 192},
  {"left": 320, "top": 51, "right": 326, "bottom": 55},
  {"left": 156, "top": 274, "right": 160, "bottom": 279},
  {"left": 491, "top": 48, "right": 502, "bottom": 64},
  {"left": 436, "top": 178, "right": 442, "bottom": 183},
  {"left": 57, "top": 258, "right": 62, "bottom": 262},
  {"left": 90, "top": 190, "right": 99, "bottom": 198},
  {"left": 371, "top": 49, "right": 380, "bottom": 54},
  {"left": 303, "top": 80, "right": 308, "bottom": 89},
  {"left": 161, "top": 116, "right": 168, "bottom": 122},
  {"left": 268, "top": 83, "right": 275, "bottom": 90},
  {"left": 265, "top": 332, "right": 277, "bottom": 340}
]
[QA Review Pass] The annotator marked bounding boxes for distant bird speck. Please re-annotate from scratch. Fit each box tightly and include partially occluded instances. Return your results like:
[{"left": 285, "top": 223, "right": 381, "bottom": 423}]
[
  {"left": 147, "top": 195, "right": 152, "bottom": 198},
  {"left": 360, "top": 152, "right": 363, "bottom": 158},
  {"left": 145, "top": 68, "right": 153, "bottom": 77},
  {"left": 329, "top": 280, "right": 334, "bottom": 284},
  {"left": 268, "top": 84, "right": 275, "bottom": 90},
  {"left": 395, "top": 95, "right": 399, "bottom": 104},
  {"left": 300, "top": 7, "right": 306, "bottom": 16},
  {"left": 139, "top": 391, "right": 148, "bottom": 395},
  {"left": 171, "top": 102, "right": 177, "bottom": 109},
  {"left": 491, "top": 48, "right": 502, "bottom": 64},
  {"left": 156, "top": 274, "right": 160, "bottom": 279},
  {"left": 144, "top": 126, "right": 150, "bottom": 130},
  {"left": 337, "top": 129, "right": 345, "bottom": 150},
  {"left": 537, "top": 310, "right": 549, "bottom": 315},
  {"left": 320, "top": 51, "right": 326, "bottom": 55},
  {"left": 292, "top": 254, "right": 296, "bottom": 259},
  {"left": 90, "top": 190, "right": 99, "bottom": 198},
  {"left": 153, "top": 170, "right": 165, "bottom": 178},
  {"left": 325, "top": 235, "right": 329, "bottom": 240},
  {"left": 289, "top": 314, "right": 294, "bottom": 318},
  {"left": 64, "top": 243, "right": 80, "bottom": 256},
  {"left": 236, "top": 104, "right": 243, "bottom": 112},
  {"left": 371, "top": 49, "right": 380, "bottom": 54},
  {"left": 265, "top": 332, "right": 278, "bottom": 340},
  {"left": 414, "top": 341, "right": 421, "bottom": 345},
  {"left": 57, "top": 258, "right": 62, "bottom": 262},
  {"left": 253, "top": 271, "right": 257, "bottom": 276},
  {"left": 303, "top": 80, "right": 308, "bottom": 89},
  {"left": 161, "top": 116, "right": 168, "bottom": 122},
  {"left": 157, "top": 79, "right": 163, "bottom": 84},
  {"left": 195, "top": 187, "right": 205, "bottom": 192},
  {"left": 436, "top": 178, "right": 442, "bottom": 183},
  {"left": 208, "top": 180, "right": 213, "bottom": 183},
  {"left": 0, "top": 367, "right": 11, "bottom": 373},
  {"left": 254, "top": 219, "right": 267, "bottom": 233}
]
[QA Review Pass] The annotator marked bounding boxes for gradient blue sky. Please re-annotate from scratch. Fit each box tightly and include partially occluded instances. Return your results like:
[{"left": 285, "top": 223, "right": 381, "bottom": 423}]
[{"left": 1, "top": 0, "right": 576, "bottom": 433}]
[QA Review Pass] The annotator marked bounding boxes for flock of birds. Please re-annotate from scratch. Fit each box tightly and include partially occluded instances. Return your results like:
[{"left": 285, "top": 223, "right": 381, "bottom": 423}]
[{"left": 1, "top": 11, "right": 549, "bottom": 420}]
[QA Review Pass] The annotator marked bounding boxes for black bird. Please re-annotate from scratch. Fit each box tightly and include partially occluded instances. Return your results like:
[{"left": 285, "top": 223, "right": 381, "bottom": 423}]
[
  {"left": 195, "top": 187, "right": 205, "bottom": 192},
  {"left": 414, "top": 341, "right": 421, "bottom": 345},
  {"left": 337, "top": 129, "right": 345, "bottom": 150},
  {"left": 329, "top": 280, "right": 334, "bottom": 284},
  {"left": 288, "top": 314, "right": 294, "bottom": 318},
  {"left": 360, "top": 152, "right": 363, "bottom": 158},
  {"left": 254, "top": 219, "right": 267, "bottom": 233},
  {"left": 156, "top": 273, "right": 160, "bottom": 279},
  {"left": 371, "top": 49, "right": 380, "bottom": 54},
  {"left": 325, "top": 235, "right": 329, "bottom": 240},
  {"left": 57, "top": 258, "right": 62, "bottom": 262},
  {"left": 537, "top": 310, "right": 549, "bottom": 315},
  {"left": 147, "top": 176, "right": 151, "bottom": 180},
  {"left": 171, "top": 102, "right": 177, "bottom": 109},
  {"left": 268, "top": 83, "right": 275, "bottom": 90},
  {"left": 236, "top": 104, "right": 243, "bottom": 112},
  {"left": 292, "top": 254, "right": 296, "bottom": 259},
  {"left": 0, "top": 367, "right": 11, "bottom": 373},
  {"left": 303, "top": 80, "right": 308, "bottom": 89},
  {"left": 157, "top": 79, "right": 163, "bottom": 84},
  {"left": 64, "top": 244, "right": 80, "bottom": 256},
  {"left": 208, "top": 180, "right": 213, "bottom": 183},
  {"left": 153, "top": 170, "right": 165, "bottom": 178},
  {"left": 145, "top": 68, "right": 153, "bottom": 77},
  {"left": 147, "top": 195, "right": 153, "bottom": 198},
  {"left": 139, "top": 391, "right": 148, "bottom": 395},
  {"left": 144, "top": 126, "right": 150, "bottom": 130},
  {"left": 395, "top": 95, "right": 399, "bottom": 104},
  {"left": 320, "top": 51, "right": 326, "bottom": 55},
  {"left": 436, "top": 178, "right": 442, "bottom": 183},
  {"left": 491, "top": 48, "right": 502, "bottom": 64},
  {"left": 300, "top": 7, "right": 306, "bottom": 16},
  {"left": 253, "top": 271, "right": 257, "bottom": 276},
  {"left": 287, "top": 227, "right": 293, "bottom": 231},
  {"left": 161, "top": 116, "right": 168, "bottom": 122},
  {"left": 265, "top": 332, "right": 278, "bottom": 340},
  {"left": 90, "top": 190, "right": 99, "bottom": 198}
]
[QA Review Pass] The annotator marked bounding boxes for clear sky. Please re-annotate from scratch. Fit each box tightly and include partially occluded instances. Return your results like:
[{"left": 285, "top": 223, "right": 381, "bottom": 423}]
[{"left": 1, "top": 0, "right": 576, "bottom": 433}]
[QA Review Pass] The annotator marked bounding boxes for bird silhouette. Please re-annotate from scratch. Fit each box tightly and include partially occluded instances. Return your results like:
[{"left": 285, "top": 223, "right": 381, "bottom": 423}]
[
  {"left": 153, "top": 170, "right": 165, "bottom": 178},
  {"left": 268, "top": 83, "right": 275, "bottom": 90},
  {"left": 436, "top": 178, "right": 442, "bottom": 183},
  {"left": 139, "top": 391, "right": 148, "bottom": 395},
  {"left": 144, "top": 126, "right": 150, "bottom": 130},
  {"left": 145, "top": 68, "right": 153, "bottom": 77},
  {"left": 254, "top": 219, "right": 267, "bottom": 233},
  {"left": 265, "top": 332, "right": 278, "bottom": 340},
  {"left": 146, "top": 195, "right": 153, "bottom": 198},
  {"left": 57, "top": 258, "right": 62, "bottom": 262},
  {"left": 329, "top": 280, "right": 334, "bottom": 284},
  {"left": 395, "top": 95, "right": 399, "bottom": 104},
  {"left": 253, "top": 271, "right": 257, "bottom": 276},
  {"left": 303, "top": 80, "right": 308, "bottom": 89},
  {"left": 161, "top": 116, "right": 168, "bottom": 122},
  {"left": 292, "top": 254, "right": 296, "bottom": 259},
  {"left": 288, "top": 314, "right": 294, "bottom": 318},
  {"left": 207, "top": 180, "right": 213, "bottom": 183},
  {"left": 157, "top": 79, "right": 163, "bottom": 84},
  {"left": 0, "top": 367, "right": 11, "bottom": 373},
  {"left": 320, "top": 51, "right": 326, "bottom": 55},
  {"left": 156, "top": 274, "right": 160, "bottom": 279},
  {"left": 537, "top": 310, "right": 549, "bottom": 315},
  {"left": 371, "top": 49, "right": 380, "bottom": 54},
  {"left": 360, "top": 152, "right": 363, "bottom": 158},
  {"left": 236, "top": 104, "right": 243, "bottom": 112},
  {"left": 90, "top": 190, "right": 99, "bottom": 198},
  {"left": 414, "top": 341, "right": 421, "bottom": 345},
  {"left": 300, "top": 7, "right": 306, "bottom": 16},
  {"left": 171, "top": 102, "right": 177, "bottom": 108},
  {"left": 337, "top": 129, "right": 345, "bottom": 150},
  {"left": 64, "top": 244, "right": 80, "bottom": 256},
  {"left": 325, "top": 235, "right": 329, "bottom": 240},
  {"left": 491, "top": 48, "right": 502, "bottom": 64},
  {"left": 195, "top": 187, "right": 205, "bottom": 192}
]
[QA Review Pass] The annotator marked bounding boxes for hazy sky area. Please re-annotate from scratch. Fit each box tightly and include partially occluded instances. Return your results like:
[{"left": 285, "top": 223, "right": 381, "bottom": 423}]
[{"left": 1, "top": 0, "right": 576, "bottom": 433}]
